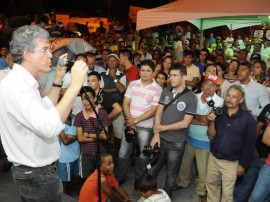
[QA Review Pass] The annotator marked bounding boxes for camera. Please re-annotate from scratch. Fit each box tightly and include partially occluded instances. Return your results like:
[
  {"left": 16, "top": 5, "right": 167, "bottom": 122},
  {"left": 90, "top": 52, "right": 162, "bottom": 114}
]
[
  {"left": 143, "top": 143, "right": 161, "bottom": 157},
  {"left": 125, "top": 126, "right": 136, "bottom": 143},
  {"left": 143, "top": 143, "right": 161, "bottom": 169},
  {"left": 206, "top": 97, "right": 222, "bottom": 116}
]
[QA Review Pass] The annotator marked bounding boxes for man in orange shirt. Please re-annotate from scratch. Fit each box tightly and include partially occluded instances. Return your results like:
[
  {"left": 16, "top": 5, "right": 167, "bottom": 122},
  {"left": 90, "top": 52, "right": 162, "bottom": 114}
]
[{"left": 79, "top": 151, "right": 132, "bottom": 202}]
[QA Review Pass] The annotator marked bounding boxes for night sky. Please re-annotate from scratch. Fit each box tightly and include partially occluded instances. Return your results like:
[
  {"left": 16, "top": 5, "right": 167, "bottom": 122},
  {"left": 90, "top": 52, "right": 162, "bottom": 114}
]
[{"left": 0, "top": 0, "right": 170, "bottom": 19}]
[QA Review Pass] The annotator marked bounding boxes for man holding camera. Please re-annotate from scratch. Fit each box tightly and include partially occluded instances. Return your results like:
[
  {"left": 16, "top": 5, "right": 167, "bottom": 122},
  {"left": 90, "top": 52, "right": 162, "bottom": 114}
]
[
  {"left": 206, "top": 85, "right": 256, "bottom": 202},
  {"left": 114, "top": 60, "right": 162, "bottom": 188},
  {"left": 174, "top": 74, "right": 224, "bottom": 202},
  {"left": 149, "top": 63, "right": 198, "bottom": 197}
]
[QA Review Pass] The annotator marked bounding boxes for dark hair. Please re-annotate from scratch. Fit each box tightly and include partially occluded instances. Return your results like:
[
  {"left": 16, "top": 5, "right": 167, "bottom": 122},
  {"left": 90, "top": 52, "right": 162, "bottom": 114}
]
[
  {"left": 120, "top": 49, "right": 133, "bottom": 62},
  {"left": 137, "top": 174, "right": 157, "bottom": 192},
  {"left": 152, "top": 49, "right": 162, "bottom": 61},
  {"left": 161, "top": 56, "right": 173, "bottom": 71},
  {"left": 253, "top": 60, "right": 267, "bottom": 84},
  {"left": 88, "top": 71, "right": 101, "bottom": 81},
  {"left": 204, "top": 64, "right": 218, "bottom": 75},
  {"left": 140, "top": 59, "right": 155, "bottom": 72},
  {"left": 216, "top": 62, "right": 226, "bottom": 73},
  {"left": 155, "top": 70, "right": 168, "bottom": 80},
  {"left": 200, "top": 48, "right": 209, "bottom": 55},
  {"left": 216, "top": 54, "right": 225, "bottom": 59},
  {"left": 238, "top": 49, "right": 248, "bottom": 55},
  {"left": 183, "top": 49, "right": 194, "bottom": 57},
  {"left": 216, "top": 49, "right": 225, "bottom": 55},
  {"left": 100, "top": 151, "right": 113, "bottom": 164},
  {"left": 230, "top": 58, "right": 240, "bottom": 67},
  {"left": 75, "top": 53, "right": 87, "bottom": 61},
  {"left": 239, "top": 61, "right": 253, "bottom": 71},
  {"left": 102, "top": 49, "right": 110, "bottom": 54},
  {"left": 170, "top": 62, "right": 187, "bottom": 76},
  {"left": 86, "top": 51, "right": 96, "bottom": 58},
  {"left": 134, "top": 52, "right": 141, "bottom": 58},
  {"left": 205, "top": 54, "right": 216, "bottom": 63},
  {"left": 80, "top": 86, "right": 96, "bottom": 98}
]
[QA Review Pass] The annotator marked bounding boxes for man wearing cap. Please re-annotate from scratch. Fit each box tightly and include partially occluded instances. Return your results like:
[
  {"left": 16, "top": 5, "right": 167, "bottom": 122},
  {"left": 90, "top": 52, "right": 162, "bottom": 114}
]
[
  {"left": 101, "top": 53, "right": 126, "bottom": 146},
  {"left": 249, "top": 53, "right": 262, "bottom": 66},
  {"left": 183, "top": 39, "right": 190, "bottom": 51},
  {"left": 206, "top": 84, "right": 256, "bottom": 202},
  {"left": 174, "top": 74, "right": 224, "bottom": 202}
]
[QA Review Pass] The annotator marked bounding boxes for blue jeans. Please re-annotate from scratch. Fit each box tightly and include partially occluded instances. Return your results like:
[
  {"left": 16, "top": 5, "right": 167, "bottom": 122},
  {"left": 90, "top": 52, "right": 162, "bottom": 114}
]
[
  {"left": 115, "top": 127, "right": 153, "bottom": 181},
  {"left": 11, "top": 163, "right": 62, "bottom": 202},
  {"left": 148, "top": 138, "right": 186, "bottom": 197},
  {"left": 249, "top": 164, "right": 270, "bottom": 202},
  {"left": 234, "top": 155, "right": 265, "bottom": 202}
]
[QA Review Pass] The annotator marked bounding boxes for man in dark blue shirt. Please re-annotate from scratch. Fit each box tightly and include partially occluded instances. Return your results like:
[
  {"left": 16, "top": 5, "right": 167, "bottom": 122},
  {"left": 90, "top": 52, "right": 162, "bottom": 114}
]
[{"left": 206, "top": 84, "right": 256, "bottom": 202}]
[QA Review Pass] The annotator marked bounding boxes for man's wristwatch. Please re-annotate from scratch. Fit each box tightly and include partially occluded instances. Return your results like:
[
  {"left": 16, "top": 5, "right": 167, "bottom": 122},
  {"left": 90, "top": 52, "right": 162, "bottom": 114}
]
[
  {"left": 134, "top": 118, "right": 138, "bottom": 124},
  {"left": 86, "top": 133, "right": 90, "bottom": 138},
  {"left": 114, "top": 79, "right": 118, "bottom": 83}
]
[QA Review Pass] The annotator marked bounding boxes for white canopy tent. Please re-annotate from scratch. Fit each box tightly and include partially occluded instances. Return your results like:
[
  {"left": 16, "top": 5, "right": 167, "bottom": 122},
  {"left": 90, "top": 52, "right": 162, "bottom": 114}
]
[
  {"left": 188, "top": 16, "right": 263, "bottom": 31},
  {"left": 136, "top": 0, "right": 270, "bottom": 31}
]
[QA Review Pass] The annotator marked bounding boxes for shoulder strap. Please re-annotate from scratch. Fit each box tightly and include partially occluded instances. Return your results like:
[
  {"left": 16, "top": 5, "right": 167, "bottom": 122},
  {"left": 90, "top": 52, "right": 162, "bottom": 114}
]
[{"left": 163, "top": 87, "right": 190, "bottom": 112}]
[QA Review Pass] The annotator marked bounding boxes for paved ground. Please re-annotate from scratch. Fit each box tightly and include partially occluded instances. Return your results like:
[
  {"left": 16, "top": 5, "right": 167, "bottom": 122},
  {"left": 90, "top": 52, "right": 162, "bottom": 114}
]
[{"left": 0, "top": 163, "right": 198, "bottom": 202}]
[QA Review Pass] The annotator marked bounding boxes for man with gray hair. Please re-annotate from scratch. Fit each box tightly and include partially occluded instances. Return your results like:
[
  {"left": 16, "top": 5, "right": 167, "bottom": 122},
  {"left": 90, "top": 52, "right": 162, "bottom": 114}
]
[
  {"left": 206, "top": 85, "right": 256, "bottom": 202},
  {"left": 0, "top": 25, "right": 88, "bottom": 201}
]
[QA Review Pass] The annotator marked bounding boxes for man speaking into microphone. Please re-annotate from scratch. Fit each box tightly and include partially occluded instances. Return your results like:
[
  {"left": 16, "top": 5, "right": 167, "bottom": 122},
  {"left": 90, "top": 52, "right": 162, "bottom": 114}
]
[{"left": 0, "top": 25, "right": 88, "bottom": 201}]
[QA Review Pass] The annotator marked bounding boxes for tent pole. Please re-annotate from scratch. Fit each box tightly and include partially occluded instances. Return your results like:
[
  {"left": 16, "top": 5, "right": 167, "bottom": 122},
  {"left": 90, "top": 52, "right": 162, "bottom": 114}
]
[
  {"left": 200, "top": 19, "right": 204, "bottom": 48},
  {"left": 200, "top": 30, "right": 204, "bottom": 48}
]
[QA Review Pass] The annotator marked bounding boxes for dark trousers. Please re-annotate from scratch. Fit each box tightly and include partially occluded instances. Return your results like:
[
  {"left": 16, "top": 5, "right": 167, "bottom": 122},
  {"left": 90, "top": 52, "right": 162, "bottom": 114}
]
[
  {"left": 11, "top": 163, "right": 62, "bottom": 202},
  {"left": 148, "top": 139, "right": 186, "bottom": 197}
]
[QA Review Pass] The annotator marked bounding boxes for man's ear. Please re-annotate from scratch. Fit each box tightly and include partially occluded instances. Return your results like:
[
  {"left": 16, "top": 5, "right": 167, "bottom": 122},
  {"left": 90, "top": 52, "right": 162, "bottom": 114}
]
[
  {"left": 239, "top": 98, "right": 244, "bottom": 104},
  {"left": 23, "top": 51, "right": 32, "bottom": 63}
]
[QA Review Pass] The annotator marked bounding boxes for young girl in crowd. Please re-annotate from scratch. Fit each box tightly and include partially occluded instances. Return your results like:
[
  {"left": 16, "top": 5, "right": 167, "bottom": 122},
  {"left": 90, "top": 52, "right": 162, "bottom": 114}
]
[
  {"left": 155, "top": 71, "right": 168, "bottom": 89},
  {"left": 153, "top": 56, "right": 173, "bottom": 78},
  {"left": 252, "top": 60, "right": 268, "bottom": 86}
]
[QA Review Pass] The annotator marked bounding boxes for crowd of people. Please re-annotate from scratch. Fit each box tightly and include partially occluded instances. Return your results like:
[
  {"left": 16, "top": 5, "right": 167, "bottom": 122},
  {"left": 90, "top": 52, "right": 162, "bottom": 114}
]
[{"left": 0, "top": 13, "right": 270, "bottom": 202}]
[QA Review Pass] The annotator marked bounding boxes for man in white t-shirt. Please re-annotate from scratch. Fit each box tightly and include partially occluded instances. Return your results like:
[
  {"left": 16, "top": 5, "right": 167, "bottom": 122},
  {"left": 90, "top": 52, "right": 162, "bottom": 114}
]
[{"left": 183, "top": 49, "right": 200, "bottom": 90}]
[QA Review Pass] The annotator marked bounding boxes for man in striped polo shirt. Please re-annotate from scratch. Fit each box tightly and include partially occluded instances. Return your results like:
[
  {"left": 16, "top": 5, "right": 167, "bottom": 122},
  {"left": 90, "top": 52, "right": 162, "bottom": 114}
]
[{"left": 114, "top": 60, "right": 162, "bottom": 188}]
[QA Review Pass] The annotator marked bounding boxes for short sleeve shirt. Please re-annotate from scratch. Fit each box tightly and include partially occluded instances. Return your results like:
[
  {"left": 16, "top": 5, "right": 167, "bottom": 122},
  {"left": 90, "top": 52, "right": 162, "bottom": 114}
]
[{"left": 159, "top": 87, "right": 197, "bottom": 142}]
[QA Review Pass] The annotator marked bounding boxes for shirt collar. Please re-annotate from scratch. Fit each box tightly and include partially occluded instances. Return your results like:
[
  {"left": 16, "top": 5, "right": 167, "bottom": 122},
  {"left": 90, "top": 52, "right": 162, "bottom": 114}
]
[
  {"left": 13, "top": 63, "right": 38, "bottom": 89},
  {"left": 83, "top": 106, "right": 99, "bottom": 120},
  {"left": 105, "top": 68, "right": 122, "bottom": 75}
]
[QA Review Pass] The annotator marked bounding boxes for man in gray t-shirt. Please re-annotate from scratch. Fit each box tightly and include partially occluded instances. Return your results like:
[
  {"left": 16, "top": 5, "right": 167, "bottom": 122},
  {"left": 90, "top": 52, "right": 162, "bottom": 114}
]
[{"left": 149, "top": 63, "right": 197, "bottom": 197}]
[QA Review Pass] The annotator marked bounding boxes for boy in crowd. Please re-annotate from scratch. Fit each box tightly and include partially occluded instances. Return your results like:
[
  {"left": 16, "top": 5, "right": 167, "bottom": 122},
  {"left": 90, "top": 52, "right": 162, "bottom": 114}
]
[
  {"left": 79, "top": 151, "right": 131, "bottom": 202},
  {"left": 58, "top": 113, "right": 80, "bottom": 196},
  {"left": 137, "top": 174, "right": 171, "bottom": 202},
  {"left": 74, "top": 86, "right": 110, "bottom": 179}
]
